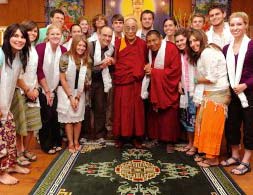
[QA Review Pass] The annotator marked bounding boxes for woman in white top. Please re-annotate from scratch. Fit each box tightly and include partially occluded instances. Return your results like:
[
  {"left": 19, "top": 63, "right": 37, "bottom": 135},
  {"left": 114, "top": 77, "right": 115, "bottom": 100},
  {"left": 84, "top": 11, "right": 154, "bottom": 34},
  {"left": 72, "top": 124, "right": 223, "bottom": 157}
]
[
  {"left": 175, "top": 28, "right": 197, "bottom": 155},
  {"left": 10, "top": 21, "right": 42, "bottom": 166},
  {"left": 78, "top": 16, "right": 90, "bottom": 39},
  {"left": 36, "top": 25, "right": 67, "bottom": 154},
  {"left": 187, "top": 29, "right": 230, "bottom": 167},
  {"left": 0, "top": 24, "right": 30, "bottom": 185},
  {"left": 57, "top": 35, "right": 91, "bottom": 153}
]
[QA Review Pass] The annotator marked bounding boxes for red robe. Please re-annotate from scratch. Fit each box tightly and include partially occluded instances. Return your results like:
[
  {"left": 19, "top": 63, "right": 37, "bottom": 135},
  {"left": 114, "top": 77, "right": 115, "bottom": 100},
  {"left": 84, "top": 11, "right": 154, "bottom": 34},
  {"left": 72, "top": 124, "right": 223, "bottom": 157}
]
[
  {"left": 147, "top": 42, "right": 181, "bottom": 142},
  {"left": 113, "top": 37, "right": 147, "bottom": 137}
]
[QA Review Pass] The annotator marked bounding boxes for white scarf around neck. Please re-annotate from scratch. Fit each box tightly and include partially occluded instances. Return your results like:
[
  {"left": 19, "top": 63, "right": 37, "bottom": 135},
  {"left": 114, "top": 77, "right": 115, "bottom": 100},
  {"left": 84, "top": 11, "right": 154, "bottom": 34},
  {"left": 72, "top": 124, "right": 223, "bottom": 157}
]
[
  {"left": 180, "top": 54, "right": 195, "bottom": 108},
  {"left": 63, "top": 38, "right": 72, "bottom": 51},
  {"left": 226, "top": 34, "right": 250, "bottom": 108},
  {"left": 0, "top": 50, "right": 22, "bottom": 121},
  {"left": 22, "top": 46, "right": 38, "bottom": 91},
  {"left": 57, "top": 56, "right": 87, "bottom": 114},
  {"left": 43, "top": 42, "right": 61, "bottom": 93},
  {"left": 141, "top": 40, "right": 166, "bottom": 99},
  {"left": 94, "top": 40, "right": 114, "bottom": 92}
]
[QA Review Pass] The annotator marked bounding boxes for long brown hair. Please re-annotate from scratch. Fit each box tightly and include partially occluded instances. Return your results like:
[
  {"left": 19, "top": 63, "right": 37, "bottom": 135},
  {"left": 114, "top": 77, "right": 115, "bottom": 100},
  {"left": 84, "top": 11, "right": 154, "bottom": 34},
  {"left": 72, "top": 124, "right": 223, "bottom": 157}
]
[
  {"left": 186, "top": 28, "right": 207, "bottom": 65},
  {"left": 66, "top": 35, "right": 90, "bottom": 67}
]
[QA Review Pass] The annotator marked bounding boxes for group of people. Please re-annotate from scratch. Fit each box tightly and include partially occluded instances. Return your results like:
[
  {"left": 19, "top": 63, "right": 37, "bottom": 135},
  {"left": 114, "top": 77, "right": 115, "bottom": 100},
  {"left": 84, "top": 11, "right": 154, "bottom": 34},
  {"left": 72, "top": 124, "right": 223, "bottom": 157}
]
[{"left": 0, "top": 3, "right": 253, "bottom": 185}]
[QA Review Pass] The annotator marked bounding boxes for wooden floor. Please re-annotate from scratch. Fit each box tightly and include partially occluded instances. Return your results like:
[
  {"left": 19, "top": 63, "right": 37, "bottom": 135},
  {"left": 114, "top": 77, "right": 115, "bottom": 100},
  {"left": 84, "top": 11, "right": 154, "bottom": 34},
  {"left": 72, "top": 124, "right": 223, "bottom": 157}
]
[{"left": 0, "top": 139, "right": 253, "bottom": 195}]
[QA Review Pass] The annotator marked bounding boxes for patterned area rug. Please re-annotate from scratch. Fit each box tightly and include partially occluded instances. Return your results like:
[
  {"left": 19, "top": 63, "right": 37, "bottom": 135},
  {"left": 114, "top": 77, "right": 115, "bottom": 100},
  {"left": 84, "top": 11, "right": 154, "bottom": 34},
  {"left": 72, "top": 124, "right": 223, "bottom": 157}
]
[{"left": 30, "top": 142, "right": 245, "bottom": 195}]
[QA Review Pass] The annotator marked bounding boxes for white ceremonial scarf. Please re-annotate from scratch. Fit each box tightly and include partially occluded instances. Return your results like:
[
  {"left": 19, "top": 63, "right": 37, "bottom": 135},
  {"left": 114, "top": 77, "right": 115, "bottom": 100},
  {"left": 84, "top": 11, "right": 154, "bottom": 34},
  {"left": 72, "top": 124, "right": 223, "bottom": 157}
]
[
  {"left": 136, "top": 29, "right": 142, "bottom": 39},
  {"left": 63, "top": 38, "right": 72, "bottom": 51},
  {"left": 21, "top": 46, "right": 40, "bottom": 107},
  {"left": 141, "top": 39, "right": 166, "bottom": 99},
  {"left": 0, "top": 49, "right": 22, "bottom": 121},
  {"left": 42, "top": 42, "right": 61, "bottom": 93},
  {"left": 94, "top": 40, "right": 114, "bottom": 93},
  {"left": 57, "top": 56, "right": 87, "bottom": 114},
  {"left": 111, "top": 32, "right": 124, "bottom": 46},
  {"left": 180, "top": 54, "right": 195, "bottom": 108},
  {"left": 88, "top": 32, "right": 98, "bottom": 42},
  {"left": 226, "top": 34, "right": 250, "bottom": 108},
  {"left": 193, "top": 57, "right": 205, "bottom": 106},
  {"left": 22, "top": 46, "right": 38, "bottom": 90},
  {"left": 206, "top": 22, "right": 233, "bottom": 48}
]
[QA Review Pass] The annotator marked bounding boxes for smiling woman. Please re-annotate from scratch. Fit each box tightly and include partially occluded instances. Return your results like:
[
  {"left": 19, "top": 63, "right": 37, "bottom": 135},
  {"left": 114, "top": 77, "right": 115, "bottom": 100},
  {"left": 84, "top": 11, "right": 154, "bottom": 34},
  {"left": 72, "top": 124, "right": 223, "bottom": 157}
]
[{"left": 0, "top": 23, "right": 31, "bottom": 185}]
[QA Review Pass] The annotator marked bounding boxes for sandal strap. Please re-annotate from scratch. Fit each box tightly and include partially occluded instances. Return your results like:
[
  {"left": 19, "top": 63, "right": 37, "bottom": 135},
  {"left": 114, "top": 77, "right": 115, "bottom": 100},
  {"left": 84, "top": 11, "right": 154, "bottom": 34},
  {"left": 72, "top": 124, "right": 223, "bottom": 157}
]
[
  {"left": 232, "top": 162, "right": 251, "bottom": 175},
  {"left": 223, "top": 157, "right": 240, "bottom": 166},
  {"left": 24, "top": 150, "right": 37, "bottom": 160},
  {"left": 240, "top": 162, "right": 250, "bottom": 169},
  {"left": 231, "top": 156, "right": 241, "bottom": 163}
]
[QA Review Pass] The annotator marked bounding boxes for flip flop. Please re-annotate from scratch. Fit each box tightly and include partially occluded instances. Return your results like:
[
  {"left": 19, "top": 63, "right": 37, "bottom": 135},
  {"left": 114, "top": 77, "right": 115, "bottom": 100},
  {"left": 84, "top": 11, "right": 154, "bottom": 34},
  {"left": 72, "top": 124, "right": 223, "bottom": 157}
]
[
  {"left": 17, "top": 153, "right": 31, "bottom": 166},
  {"left": 24, "top": 150, "right": 37, "bottom": 161}
]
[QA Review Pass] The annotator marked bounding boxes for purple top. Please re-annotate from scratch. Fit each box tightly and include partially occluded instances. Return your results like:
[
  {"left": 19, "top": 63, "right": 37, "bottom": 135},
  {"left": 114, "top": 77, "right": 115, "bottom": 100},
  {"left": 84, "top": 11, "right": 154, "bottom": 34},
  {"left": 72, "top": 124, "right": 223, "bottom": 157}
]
[
  {"left": 223, "top": 40, "right": 253, "bottom": 91},
  {"left": 36, "top": 42, "right": 67, "bottom": 81}
]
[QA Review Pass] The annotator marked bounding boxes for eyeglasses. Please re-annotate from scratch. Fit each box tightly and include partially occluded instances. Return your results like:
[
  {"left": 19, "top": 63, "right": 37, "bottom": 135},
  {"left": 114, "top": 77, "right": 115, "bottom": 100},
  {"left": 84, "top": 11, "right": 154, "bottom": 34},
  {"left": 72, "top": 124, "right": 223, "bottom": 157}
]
[{"left": 124, "top": 27, "right": 137, "bottom": 32}]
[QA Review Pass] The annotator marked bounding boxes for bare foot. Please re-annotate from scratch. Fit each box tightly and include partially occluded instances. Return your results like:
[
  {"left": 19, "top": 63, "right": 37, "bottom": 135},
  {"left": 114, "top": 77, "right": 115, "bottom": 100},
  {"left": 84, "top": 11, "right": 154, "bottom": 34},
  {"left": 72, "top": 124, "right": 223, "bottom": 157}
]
[
  {"left": 7, "top": 165, "right": 30, "bottom": 174},
  {"left": 68, "top": 145, "right": 76, "bottom": 153},
  {"left": 74, "top": 143, "right": 81, "bottom": 151},
  {"left": 0, "top": 173, "right": 19, "bottom": 185},
  {"left": 197, "top": 159, "right": 219, "bottom": 167}
]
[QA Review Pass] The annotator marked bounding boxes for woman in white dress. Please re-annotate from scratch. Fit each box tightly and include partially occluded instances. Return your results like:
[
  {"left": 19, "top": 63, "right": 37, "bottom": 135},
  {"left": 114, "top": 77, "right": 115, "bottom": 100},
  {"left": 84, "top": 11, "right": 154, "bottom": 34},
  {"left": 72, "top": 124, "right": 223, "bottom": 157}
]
[{"left": 57, "top": 35, "right": 91, "bottom": 153}]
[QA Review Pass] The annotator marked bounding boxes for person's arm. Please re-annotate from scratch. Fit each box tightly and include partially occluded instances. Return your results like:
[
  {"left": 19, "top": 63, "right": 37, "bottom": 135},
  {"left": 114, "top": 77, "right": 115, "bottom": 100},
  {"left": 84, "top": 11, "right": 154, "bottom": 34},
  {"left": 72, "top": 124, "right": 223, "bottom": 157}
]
[
  {"left": 39, "top": 78, "right": 53, "bottom": 106},
  {"left": 17, "top": 79, "right": 38, "bottom": 101},
  {"left": 59, "top": 54, "right": 78, "bottom": 110},
  {"left": 60, "top": 72, "right": 77, "bottom": 110},
  {"left": 196, "top": 48, "right": 218, "bottom": 85}
]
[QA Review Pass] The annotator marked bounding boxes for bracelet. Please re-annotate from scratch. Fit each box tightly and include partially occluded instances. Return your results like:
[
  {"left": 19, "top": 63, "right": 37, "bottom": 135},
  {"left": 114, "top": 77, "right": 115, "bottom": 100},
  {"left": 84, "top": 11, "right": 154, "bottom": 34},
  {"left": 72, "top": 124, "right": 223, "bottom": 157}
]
[{"left": 68, "top": 94, "right": 73, "bottom": 99}]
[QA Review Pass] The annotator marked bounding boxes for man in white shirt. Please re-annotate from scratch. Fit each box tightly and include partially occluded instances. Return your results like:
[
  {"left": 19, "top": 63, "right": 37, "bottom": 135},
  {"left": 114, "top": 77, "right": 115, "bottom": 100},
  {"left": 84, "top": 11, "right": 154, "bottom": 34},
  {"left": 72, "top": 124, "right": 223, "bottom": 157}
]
[
  {"left": 136, "top": 10, "right": 154, "bottom": 40},
  {"left": 206, "top": 4, "right": 233, "bottom": 49}
]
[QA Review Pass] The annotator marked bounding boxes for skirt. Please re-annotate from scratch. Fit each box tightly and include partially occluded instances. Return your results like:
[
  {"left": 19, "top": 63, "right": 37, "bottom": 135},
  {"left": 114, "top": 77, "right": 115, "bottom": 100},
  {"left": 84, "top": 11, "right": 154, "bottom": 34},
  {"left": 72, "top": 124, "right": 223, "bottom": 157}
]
[
  {"left": 180, "top": 93, "right": 196, "bottom": 132},
  {"left": 10, "top": 89, "right": 42, "bottom": 136}
]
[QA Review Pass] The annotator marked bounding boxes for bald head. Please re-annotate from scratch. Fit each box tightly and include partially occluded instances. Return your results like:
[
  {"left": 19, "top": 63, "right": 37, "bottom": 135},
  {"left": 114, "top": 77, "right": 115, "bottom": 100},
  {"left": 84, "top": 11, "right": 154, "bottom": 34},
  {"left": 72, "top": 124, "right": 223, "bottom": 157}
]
[
  {"left": 124, "top": 18, "right": 138, "bottom": 43},
  {"left": 99, "top": 26, "right": 113, "bottom": 48}
]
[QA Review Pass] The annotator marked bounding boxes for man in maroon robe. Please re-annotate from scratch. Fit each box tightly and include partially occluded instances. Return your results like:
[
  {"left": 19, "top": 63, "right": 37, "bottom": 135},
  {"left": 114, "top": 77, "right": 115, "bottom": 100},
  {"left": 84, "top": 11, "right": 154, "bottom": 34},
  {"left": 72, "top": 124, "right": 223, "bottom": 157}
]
[
  {"left": 113, "top": 17, "right": 147, "bottom": 148},
  {"left": 144, "top": 30, "right": 181, "bottom": 153}
]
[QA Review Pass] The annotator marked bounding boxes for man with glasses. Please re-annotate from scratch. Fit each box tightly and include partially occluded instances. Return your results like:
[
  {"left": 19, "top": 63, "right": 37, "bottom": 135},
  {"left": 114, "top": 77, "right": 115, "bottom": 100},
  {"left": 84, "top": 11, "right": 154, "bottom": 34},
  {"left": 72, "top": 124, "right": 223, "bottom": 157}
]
[{"left": 113, "top": 18, "right": 147, "bottom": 148}]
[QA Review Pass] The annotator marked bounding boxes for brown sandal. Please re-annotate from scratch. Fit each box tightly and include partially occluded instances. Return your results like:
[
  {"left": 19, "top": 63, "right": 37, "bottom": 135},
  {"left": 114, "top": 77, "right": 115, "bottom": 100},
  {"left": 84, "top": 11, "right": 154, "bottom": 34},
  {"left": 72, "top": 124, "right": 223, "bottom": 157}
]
[
  {"left": 24, "top": 150, "right": 37, "bottom": 161},
  {"left": 17, "top": 153, "right": 31, "bottom": 166}
]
